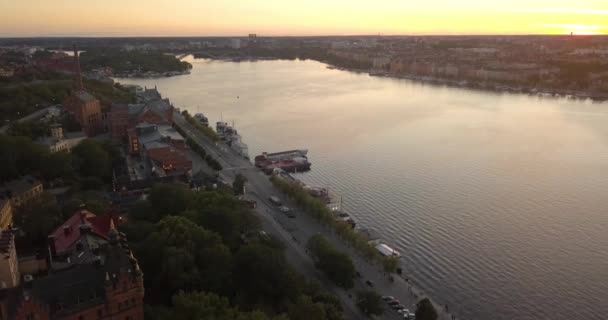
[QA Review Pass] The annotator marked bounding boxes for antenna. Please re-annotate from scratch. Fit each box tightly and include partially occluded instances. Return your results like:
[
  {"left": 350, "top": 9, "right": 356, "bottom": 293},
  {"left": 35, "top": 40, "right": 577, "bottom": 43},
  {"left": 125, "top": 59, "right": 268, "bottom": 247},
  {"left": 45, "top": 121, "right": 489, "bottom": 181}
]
[{"left": 73, "top": 43, "right": 83, "bottom": 90}]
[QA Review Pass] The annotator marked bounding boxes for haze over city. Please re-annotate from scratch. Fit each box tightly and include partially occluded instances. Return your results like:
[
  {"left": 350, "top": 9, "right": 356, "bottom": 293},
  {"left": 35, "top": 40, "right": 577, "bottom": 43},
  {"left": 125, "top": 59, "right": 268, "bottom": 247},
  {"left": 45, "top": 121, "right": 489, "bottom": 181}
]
[{"left": 1, "top": 0, "right": 608, "bottom": 36}]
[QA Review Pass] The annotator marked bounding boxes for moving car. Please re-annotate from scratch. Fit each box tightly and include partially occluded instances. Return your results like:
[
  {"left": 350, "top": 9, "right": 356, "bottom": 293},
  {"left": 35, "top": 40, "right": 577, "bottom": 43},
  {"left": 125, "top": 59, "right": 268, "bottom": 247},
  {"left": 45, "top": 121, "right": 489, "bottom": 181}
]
[{"left": 269, "top": 195, "right": 282, "bottom": 206}]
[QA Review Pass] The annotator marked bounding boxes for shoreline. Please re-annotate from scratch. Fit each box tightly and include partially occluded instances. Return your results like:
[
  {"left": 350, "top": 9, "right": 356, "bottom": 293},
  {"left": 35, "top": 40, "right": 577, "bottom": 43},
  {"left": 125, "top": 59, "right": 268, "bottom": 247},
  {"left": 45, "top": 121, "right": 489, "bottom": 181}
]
[{"left": 194, "top": 56, "right": 608, "bottom": 102}]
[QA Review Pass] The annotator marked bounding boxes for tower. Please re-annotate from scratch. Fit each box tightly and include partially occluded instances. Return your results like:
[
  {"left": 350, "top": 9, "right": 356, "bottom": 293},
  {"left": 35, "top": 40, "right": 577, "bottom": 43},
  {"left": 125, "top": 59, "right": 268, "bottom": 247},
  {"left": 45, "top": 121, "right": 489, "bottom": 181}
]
[{"left": 73, "top": 43, "right": 84, "bottom": 90}]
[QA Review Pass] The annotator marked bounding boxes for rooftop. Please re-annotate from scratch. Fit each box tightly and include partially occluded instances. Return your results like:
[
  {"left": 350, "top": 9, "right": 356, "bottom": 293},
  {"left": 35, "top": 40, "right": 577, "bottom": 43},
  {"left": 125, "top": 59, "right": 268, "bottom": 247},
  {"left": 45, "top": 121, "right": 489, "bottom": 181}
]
[
  {"left": 0, "top": 175, "right": 42, "bottom": 198},
  {"left": 49, "top": 210, "right": 118, "bottom": 254},
  {"left": 74, "top": 90, "right": 98, "bottom": 104}
]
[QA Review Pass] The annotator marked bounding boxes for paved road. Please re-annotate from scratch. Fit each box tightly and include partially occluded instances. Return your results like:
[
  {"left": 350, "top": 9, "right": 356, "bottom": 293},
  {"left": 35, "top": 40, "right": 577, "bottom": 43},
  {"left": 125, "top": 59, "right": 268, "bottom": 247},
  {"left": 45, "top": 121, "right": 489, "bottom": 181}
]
[{"left": 175, "top": 113, "right": 458, "bottom": 320}]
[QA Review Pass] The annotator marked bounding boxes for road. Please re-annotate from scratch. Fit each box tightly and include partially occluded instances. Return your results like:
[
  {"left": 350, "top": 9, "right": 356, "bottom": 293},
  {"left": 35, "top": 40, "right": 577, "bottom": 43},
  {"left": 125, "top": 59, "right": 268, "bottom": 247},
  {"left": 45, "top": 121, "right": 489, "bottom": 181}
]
[{"left": 175, "top": 113, "right": 458, "bottom": 320}]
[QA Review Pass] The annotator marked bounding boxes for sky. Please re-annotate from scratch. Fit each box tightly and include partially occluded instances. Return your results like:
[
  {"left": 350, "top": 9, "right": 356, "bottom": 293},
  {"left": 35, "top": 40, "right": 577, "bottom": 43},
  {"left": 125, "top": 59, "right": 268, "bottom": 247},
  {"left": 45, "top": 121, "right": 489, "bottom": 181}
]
[{"left": 1, "top": 0, "right": 607, "bottom": 37}]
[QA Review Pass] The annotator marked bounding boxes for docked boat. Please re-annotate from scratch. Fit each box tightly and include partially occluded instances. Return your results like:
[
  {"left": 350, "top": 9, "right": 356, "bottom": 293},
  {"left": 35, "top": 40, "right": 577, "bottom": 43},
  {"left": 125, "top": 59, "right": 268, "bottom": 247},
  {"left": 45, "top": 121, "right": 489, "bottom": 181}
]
[
  {"left": 216, "top": 121, "right": 249, "bottom": 159},
  {"left": 254, "top": 149, "right": 308, "bottom": 167},
  {"left": 194, "top": 113, "right": 209, "bottom": 127}
]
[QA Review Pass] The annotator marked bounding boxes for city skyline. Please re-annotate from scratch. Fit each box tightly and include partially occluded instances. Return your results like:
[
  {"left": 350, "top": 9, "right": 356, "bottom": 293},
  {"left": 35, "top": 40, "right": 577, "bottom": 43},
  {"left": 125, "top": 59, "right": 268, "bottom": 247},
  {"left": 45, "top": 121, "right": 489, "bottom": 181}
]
[{"left": 1, "top": 0, "right": 608, "bottom": 37}]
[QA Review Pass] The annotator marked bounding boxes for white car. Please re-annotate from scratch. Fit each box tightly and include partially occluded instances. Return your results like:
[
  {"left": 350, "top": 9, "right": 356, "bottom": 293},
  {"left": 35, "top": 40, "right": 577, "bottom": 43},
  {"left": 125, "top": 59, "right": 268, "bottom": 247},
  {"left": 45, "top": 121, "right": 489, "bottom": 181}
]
[
  {"left": 279, "top": 206, "right": 291, "bottom": 213},
  {"left": 398, "top": 309, "right": 410, "bottom": 315}
]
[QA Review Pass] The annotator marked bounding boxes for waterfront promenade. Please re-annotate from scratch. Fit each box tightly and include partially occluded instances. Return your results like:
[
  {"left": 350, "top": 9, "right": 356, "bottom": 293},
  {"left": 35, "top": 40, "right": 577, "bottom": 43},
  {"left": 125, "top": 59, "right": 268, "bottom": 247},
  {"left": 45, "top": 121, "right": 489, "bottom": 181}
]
[{"left": 175, "top": 111, "right": 459, "bottom": 320}]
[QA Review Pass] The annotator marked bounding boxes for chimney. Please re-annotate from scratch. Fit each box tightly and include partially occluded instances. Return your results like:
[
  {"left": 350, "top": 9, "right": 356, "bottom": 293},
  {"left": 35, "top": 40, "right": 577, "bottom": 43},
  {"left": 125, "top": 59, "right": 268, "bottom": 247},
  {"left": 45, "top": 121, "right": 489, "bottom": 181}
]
[
  {"left": 73, "top": 43, "right": 83, "bottom": 91},
  {"left": 23, "top": 274, "right": 34, "bottom": 289},
  {"left": 63, "top": 225, "right": 71, "bottom": 236}
]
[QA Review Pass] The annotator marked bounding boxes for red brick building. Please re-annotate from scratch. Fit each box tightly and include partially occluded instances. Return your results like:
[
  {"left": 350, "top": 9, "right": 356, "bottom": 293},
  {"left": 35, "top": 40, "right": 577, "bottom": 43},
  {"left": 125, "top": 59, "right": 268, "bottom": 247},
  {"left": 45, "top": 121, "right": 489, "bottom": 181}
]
[
  {"left": 109, "top": 104, "right": 130, "bottom": 142},
  {"left": 0, "top": 211, "right": 144, "bottom": 320},
  {"left": 63, "top": 90, "right": 102, "bottom": 137}
]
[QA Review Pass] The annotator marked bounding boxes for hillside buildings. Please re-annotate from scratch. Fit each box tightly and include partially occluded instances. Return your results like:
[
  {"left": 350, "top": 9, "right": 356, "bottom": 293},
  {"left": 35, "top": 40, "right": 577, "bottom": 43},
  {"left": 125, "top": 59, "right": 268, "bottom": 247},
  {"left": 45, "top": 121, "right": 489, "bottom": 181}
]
[{"left": 0, "top": 176, "right": 43, "bottom": 208}]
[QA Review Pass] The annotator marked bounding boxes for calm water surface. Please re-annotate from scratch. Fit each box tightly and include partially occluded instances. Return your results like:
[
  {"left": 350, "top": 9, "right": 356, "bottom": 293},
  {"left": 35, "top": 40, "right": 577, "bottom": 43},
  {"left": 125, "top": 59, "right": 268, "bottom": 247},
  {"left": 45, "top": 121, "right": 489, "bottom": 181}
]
[{"left": 118, "top": 57, "right": 608, "bottom": 320}]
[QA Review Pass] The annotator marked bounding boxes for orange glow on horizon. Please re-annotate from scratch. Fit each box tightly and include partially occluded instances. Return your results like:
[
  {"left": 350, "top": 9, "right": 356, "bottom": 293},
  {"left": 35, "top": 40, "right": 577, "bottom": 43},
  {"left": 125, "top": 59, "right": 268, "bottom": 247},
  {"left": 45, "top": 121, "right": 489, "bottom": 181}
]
[{"left": 0, "top": 1, "right": 607, "bottom": 36}]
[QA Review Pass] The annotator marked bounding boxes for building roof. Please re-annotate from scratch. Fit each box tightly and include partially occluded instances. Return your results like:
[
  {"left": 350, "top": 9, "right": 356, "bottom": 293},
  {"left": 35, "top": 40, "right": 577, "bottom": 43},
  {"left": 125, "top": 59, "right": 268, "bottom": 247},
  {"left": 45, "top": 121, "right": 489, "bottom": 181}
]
[
  {"left": 0, "top": 175, "right": 42, "bottom": 198},
  {"left": 49, "top": 210, "right": 118, "bottom": 254},
  {"left": 1, "top": 233, "right": 142, "bottom": 319},
  {"left": 74, "top": 90, "right": 98, "bottom": 104}
]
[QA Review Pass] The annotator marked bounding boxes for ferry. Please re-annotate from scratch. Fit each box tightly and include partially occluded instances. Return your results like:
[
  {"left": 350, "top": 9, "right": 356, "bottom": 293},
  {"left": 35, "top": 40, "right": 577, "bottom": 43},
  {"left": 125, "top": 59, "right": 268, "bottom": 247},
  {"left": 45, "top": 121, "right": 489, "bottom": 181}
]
[
  {"left": 216, "top": 121, "right": 249, "bottom": 159},
  {"left": 194, "top": 113, "right": 209, "bottom": 127}
]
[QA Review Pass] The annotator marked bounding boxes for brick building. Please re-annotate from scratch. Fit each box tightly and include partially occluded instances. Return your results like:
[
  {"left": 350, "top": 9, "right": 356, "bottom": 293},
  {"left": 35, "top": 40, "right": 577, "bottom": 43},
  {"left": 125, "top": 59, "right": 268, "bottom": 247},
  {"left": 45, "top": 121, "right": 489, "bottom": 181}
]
[
  {"left": 63, "top": 90, "right": 102, "bottom": 137},
  {"left": 109, "top": 104, "right": 129, "bottom": 142},
  {"left": 0, "top": 210, "right": 144, "bottom": 320}
]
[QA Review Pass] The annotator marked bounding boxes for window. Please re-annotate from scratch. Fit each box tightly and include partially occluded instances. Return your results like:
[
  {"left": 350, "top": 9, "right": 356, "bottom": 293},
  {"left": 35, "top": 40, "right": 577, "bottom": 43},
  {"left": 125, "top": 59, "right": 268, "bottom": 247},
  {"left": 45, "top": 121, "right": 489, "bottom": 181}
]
[
  {"left": 78, "top": 316, "right": 84, "bottom": 320},
  {"left": 97, "top": 309, "right": 103, "bottom": 319},
  {"left": 118, "top": 302, "right": 122, "bottom": 309}
]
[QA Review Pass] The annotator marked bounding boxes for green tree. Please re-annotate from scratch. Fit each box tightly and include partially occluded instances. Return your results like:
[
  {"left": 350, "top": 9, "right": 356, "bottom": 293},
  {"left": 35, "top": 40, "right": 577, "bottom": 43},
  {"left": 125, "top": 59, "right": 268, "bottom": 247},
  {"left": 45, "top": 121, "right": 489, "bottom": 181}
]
[
  {"left": 148, "top": 291, "right": 274, "bottom": 320},
  {"left": 233, "top": 173, "right": 247, "bottom": 195},
  {"left": 382, "top": 256, "right": 400, "bottom": 274},
  {"left": 137, "top": 216, "right": 232, "bottom": 303},
  {"left": 415, "top": 298, "right": 438, "bottom": 320},
  {"left": 15, "top": 192, "right": 62, "bottom": 247},
  {"left": 147, "top": 183, "right": 194, "bottom": 220},
  {"left": 355, "top": 290, "right": 384, "bottom": 316},
  {"left": 288, "top": 296, "right": 327, "bottom": 320},
  {"left": 307, "top": 235, "right": 356, "bottom": 289},
  {"left": 41, "top": 151, "right": 75, "bottom": 181},
  {"left": 182, "top": 191, "right": 260, "bottom": 248},
  {"left": 71, "top": 139, "right": 111, "bottom": 181},
  {"left": 233, "top": 241, "right": 301, "bottom": 311}
]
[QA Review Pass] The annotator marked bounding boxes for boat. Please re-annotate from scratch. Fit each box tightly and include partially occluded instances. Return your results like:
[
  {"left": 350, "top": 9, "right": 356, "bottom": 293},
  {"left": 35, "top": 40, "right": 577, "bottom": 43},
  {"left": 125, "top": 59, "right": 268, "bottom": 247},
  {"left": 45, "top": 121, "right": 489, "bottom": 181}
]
[
  {"left": 216, "top": 121, "right": 249, "bottom": 159},
  {"left": 254, "top": 149, "right": 308, "bottom": 167},
  {"left": 194, "top": 113, "right": 209, "bottom": 127},
  {"left": 375, "top": 243, "right": 400, "bottom": 258}
]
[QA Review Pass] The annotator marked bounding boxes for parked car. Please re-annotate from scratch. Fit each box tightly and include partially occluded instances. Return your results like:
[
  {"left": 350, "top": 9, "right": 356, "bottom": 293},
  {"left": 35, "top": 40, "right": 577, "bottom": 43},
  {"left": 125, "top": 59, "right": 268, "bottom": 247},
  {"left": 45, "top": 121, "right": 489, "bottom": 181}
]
[
  {"left": 391, "top": 304, "right": 407, "bottom": 310},
  {"left": 279, "top": 206, "right": 291, "bottom": 213},
  {"left": 388, "top": 300, "right": 401, "bottom": 306},
  {"left": 397, "top": 308, "right": 410, "bottom": 315},
  {"left": 269, "top": 195, "right": 282, "bottom": 206},
  {"left": 381, "top": 296, "right": 394, "bottom": 302},
  {"left": 365, "top": 280, "right": 374, "bottom": 287}
]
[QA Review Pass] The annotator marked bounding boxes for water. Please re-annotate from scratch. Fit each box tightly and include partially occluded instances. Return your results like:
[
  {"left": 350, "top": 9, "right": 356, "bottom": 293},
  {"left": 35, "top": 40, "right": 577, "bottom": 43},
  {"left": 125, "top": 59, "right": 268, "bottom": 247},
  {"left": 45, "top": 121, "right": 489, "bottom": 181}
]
[{"left": 117, "top": 57, "right": 608, "bottom": 320}]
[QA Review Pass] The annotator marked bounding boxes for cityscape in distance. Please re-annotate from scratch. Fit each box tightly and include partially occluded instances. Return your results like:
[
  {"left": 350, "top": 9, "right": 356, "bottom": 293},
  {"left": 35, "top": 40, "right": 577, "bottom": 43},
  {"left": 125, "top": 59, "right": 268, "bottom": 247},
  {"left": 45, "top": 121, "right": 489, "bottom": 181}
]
[{"left": 0, "top": 1, "right": 607, "bottom": 320}]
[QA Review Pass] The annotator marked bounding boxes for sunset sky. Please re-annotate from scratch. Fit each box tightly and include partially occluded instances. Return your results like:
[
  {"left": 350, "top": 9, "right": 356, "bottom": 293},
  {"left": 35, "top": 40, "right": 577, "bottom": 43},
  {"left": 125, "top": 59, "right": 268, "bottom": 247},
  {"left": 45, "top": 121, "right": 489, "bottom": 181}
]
[{"left": 1, "top": 0, "right": 607, "bottom": 36}]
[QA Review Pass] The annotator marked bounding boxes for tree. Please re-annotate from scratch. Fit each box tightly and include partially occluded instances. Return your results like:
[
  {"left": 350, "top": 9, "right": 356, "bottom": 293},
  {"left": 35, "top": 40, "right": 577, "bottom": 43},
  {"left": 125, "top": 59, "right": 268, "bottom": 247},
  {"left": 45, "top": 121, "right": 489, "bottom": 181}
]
[
  {"left": 382, "top": 256, "right": 400, "bottom": 274},
  {"left": 288, "top": 295, "right": 327, "bottom": 320},
  {"left": 14, "top": 192, "right": 62, "bottom": 247},
  {"left": 233, "top": 173, "right": 247, "bottom": 195},
  {"left": 233, "top": 241, "right": 301, "bottom": 310},
  {"left": 137, "top": 216, "right": 232, "bottom": 303},
  {"left": 355, "top": 290, "right": 383, "bottom": 316},
  {"left": 71, "top": 139, "right": 111, "bottom": 181},
  {"left": 307, "top": 235, "right": 356, "bottom": 289},
  {"left": 147, "top": 291, "right": 273, "bottom": 320},
  {"left": 144, "top": 183, "right": 194, "bottom": 221},
  {"left": 182, "top": 191, "right": 260, "bottom": 249},
  {"left": 415, "top": 298, "right": 438, "bottom": 320}
]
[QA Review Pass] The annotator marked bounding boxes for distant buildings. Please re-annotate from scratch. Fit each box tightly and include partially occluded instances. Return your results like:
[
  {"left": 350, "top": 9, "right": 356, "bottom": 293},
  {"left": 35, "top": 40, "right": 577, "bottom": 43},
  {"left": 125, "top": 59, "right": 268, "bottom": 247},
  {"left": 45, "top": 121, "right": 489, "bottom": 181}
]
[
  {"left": 0, "top": 176, "right": 43, "bottom": 208},
  {"left": 0, "top": 67, "right": 14, "bottom": 78},
  {"left": 231, "top": 39, "right": 242, "bottom": 49},
  {"left": 0, "top": 209, "right": 144, "bottom": 320}
]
